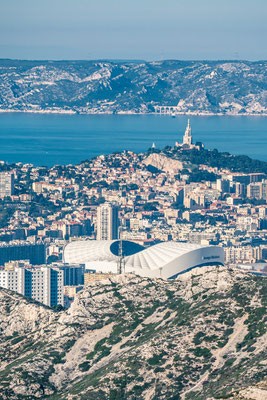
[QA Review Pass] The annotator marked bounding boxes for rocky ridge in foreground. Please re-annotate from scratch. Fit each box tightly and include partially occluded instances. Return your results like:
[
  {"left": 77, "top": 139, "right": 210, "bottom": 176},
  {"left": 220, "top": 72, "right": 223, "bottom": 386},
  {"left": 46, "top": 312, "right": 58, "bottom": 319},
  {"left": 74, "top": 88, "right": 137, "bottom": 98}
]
[{"left": 0, "top": 266, "right": 266, "bottom": 399}]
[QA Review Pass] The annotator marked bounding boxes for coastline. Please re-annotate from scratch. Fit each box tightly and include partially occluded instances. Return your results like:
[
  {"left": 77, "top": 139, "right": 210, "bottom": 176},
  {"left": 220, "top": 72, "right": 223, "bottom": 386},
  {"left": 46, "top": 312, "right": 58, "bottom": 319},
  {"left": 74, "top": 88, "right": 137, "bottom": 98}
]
[{"left": 0, "top": 109, "right": 266, "bottom": 117}]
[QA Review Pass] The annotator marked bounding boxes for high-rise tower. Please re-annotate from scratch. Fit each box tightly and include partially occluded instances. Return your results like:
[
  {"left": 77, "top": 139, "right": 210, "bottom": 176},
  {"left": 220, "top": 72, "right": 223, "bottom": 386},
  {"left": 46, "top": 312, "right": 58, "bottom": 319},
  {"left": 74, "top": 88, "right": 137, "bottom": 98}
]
[
  {"left": 97, "top": 203, "right": 119, "bottom": 240},
  {"left": 183, "top": 119, "right": 192, "bottom": 146},
  {"left": 0, "top": 172, "right": 14, "bottom": 197}
]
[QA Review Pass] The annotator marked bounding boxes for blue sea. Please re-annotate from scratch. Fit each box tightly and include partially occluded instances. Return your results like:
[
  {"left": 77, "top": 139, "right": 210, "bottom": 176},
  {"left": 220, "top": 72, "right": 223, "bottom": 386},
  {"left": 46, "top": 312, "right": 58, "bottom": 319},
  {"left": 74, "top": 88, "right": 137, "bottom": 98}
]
[{"left": 0, "top": 113, "right": 266, "bottom": 166}]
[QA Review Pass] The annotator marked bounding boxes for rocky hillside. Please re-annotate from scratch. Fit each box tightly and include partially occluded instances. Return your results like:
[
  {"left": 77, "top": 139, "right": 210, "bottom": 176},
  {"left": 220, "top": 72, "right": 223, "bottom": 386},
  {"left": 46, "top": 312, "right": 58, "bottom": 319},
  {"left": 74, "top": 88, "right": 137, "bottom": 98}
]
[
  {"left": 0, "top": 59, "right": 266, "bottom": 115},
  {"left": 143, "top": 153, "right": 184, "bottom": 172},
  {"left": 0, "top": 266, "right": 266, "bottom": 400}
]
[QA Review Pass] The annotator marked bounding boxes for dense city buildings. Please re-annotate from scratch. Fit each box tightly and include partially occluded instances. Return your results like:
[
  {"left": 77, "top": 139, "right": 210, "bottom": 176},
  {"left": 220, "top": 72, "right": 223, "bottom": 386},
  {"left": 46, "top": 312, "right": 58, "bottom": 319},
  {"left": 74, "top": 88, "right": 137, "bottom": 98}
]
[{"left": 0, "top": 121, "right": 266, "bottom": 305}]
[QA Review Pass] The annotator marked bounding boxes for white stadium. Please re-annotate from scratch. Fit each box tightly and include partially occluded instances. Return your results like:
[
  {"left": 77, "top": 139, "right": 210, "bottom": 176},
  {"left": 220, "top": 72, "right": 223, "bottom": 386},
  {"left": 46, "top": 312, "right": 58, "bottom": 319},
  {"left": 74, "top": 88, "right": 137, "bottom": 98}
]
[{"left": 63, "top": 240, "right": 224, "bottom": 279}]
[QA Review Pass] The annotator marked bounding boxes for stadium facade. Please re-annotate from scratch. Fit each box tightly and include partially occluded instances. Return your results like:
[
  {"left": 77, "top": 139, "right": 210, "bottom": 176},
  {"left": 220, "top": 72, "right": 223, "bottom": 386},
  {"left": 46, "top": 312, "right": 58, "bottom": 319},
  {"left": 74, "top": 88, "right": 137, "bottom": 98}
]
[{"left": 64, "top": 240, "right": 224, "bottom": 279}]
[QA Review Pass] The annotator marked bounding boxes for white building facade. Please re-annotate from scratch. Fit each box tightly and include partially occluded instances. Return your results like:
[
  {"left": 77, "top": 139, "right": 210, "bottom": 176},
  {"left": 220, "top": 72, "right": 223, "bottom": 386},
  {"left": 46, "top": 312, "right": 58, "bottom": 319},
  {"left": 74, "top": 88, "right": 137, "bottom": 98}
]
[
  {"left": 0, "top": 172, "right": 14, "bottom": 197},
  {"left": 97, "top": 203, "right": 119, "bottom": 240},
  {"left": 0, "top": 266, "right": 63, "bottom": 307}
]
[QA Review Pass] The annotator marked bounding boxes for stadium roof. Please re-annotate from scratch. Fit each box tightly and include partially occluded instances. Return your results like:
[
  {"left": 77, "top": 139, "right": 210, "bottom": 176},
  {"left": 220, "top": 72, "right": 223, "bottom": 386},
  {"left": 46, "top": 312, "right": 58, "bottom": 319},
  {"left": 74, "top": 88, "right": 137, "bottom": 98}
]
[
  {"left": 124, "top": 242, "right": 205, "bottom": 270},
  {"left": 64, "top": 240, "right": 224, "bottom": 279}
]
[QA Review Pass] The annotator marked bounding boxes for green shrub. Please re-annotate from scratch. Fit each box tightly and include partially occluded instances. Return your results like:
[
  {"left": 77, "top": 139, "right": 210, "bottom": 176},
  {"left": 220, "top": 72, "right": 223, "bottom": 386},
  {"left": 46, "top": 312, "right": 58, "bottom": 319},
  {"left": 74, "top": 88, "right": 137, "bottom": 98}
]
[
  {"left": 193, "top": 331, "right": 205, "bottom": 345},
  {"left": 79, "top": 361, "right": 90, "bottom": 372},
  {"left": 192, "top": 347, "right": 211, "bottom": 359}
]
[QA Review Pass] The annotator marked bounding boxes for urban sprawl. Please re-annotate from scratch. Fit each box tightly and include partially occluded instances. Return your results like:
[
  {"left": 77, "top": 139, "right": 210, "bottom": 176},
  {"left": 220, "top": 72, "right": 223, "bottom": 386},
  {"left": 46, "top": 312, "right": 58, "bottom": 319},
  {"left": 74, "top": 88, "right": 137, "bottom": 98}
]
[{"left": 0, "top": 121, "right": 266, "bottom": 308}]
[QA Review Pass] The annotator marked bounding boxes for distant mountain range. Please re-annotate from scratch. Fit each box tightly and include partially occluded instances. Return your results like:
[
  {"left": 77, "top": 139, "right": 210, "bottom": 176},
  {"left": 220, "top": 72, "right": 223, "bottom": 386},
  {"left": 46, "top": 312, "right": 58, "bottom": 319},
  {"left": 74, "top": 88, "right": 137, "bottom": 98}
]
[{"left": 0, "top": 59, "right": 266, "bottom": 115}]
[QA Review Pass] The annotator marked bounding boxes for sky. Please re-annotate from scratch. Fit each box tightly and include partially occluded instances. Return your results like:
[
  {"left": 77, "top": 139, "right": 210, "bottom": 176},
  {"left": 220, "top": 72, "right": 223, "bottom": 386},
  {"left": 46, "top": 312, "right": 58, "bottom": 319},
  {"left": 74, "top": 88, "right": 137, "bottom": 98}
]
[{"left": 0, "top": 0, "right": 266, "bottom": 61}]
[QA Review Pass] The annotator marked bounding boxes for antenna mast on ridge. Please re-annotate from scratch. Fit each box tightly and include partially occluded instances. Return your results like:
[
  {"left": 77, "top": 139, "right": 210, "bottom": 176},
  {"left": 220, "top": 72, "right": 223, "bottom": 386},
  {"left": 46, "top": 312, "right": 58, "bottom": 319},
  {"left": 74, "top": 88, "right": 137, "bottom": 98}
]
[{"left": 117, "top": 227, "right": 125, "bottom": 275}]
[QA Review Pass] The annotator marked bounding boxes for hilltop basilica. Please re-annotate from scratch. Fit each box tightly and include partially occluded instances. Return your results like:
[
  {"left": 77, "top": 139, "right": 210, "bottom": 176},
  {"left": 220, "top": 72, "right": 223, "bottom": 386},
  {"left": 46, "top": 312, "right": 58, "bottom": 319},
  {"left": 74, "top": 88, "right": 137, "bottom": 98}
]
[{"left": 175, "top": 119, "right": 204, "bottom": 150}]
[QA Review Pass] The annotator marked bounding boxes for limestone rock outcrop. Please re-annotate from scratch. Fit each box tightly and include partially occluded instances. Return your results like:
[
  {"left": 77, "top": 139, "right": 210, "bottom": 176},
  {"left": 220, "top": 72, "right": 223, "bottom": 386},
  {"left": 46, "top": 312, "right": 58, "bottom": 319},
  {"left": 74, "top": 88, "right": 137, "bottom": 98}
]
[{"left": 0, "top": 266, "right": 266, "bottom": 400}]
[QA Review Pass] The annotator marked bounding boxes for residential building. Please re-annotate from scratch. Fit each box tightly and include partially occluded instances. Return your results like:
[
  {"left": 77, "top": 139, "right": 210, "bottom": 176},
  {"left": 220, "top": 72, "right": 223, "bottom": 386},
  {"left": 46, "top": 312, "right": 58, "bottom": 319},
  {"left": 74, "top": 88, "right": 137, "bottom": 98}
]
[
  {"left": 0, "top": 242, "right": 46, "bottom": 266},
  {"left": 0, "top": 172, "right": 14, "bottom": 197},
  {"left": 97, "top": 203, "right": 119, "bottom": 240},
  {"left": 0, "top": 265, "right": 63, "bottom": 306}
]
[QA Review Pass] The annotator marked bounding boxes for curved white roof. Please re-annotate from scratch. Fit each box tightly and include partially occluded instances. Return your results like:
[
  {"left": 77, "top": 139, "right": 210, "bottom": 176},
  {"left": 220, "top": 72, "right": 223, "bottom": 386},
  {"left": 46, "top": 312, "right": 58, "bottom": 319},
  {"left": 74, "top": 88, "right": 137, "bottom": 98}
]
[
  {"left": 64, "top": 240, "right": 224, "bottom": 279},
  {"left": 64, "top": 240, "right": 117, "bottom": 264},
  {"left": 125, "top": 242, "right": 203, "bottom": 270}
]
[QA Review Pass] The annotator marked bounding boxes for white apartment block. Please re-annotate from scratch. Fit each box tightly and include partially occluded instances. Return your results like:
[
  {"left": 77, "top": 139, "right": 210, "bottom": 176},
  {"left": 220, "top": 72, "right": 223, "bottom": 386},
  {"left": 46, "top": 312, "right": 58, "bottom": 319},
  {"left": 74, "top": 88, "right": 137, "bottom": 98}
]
[
  {"left": 97, "top": 203, "right": 119, "bottom": 240},
  {"left": 0, "top": 266, "right": 63, "bottom": 307},
  {"left": 225, "top": 246, "right": 260, "bottom": 264},
  {"left": 0, "top": 172, "right": 14, "bottom": 197}
]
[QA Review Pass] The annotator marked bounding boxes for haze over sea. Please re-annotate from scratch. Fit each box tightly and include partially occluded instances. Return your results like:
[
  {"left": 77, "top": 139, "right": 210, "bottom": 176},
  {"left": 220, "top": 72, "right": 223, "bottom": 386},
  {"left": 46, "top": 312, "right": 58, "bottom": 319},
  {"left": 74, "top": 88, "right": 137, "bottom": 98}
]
[{"left": 0, "top": 113, "right": 266, "bottom": 166}]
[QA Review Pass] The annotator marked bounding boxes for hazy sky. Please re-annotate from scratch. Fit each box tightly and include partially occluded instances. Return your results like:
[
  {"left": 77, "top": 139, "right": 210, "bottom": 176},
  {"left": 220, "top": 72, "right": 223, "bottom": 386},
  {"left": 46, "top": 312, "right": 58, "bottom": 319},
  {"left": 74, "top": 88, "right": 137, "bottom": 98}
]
[{"left": 0, "top": 0, "right": 266, "bottom": 60}]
